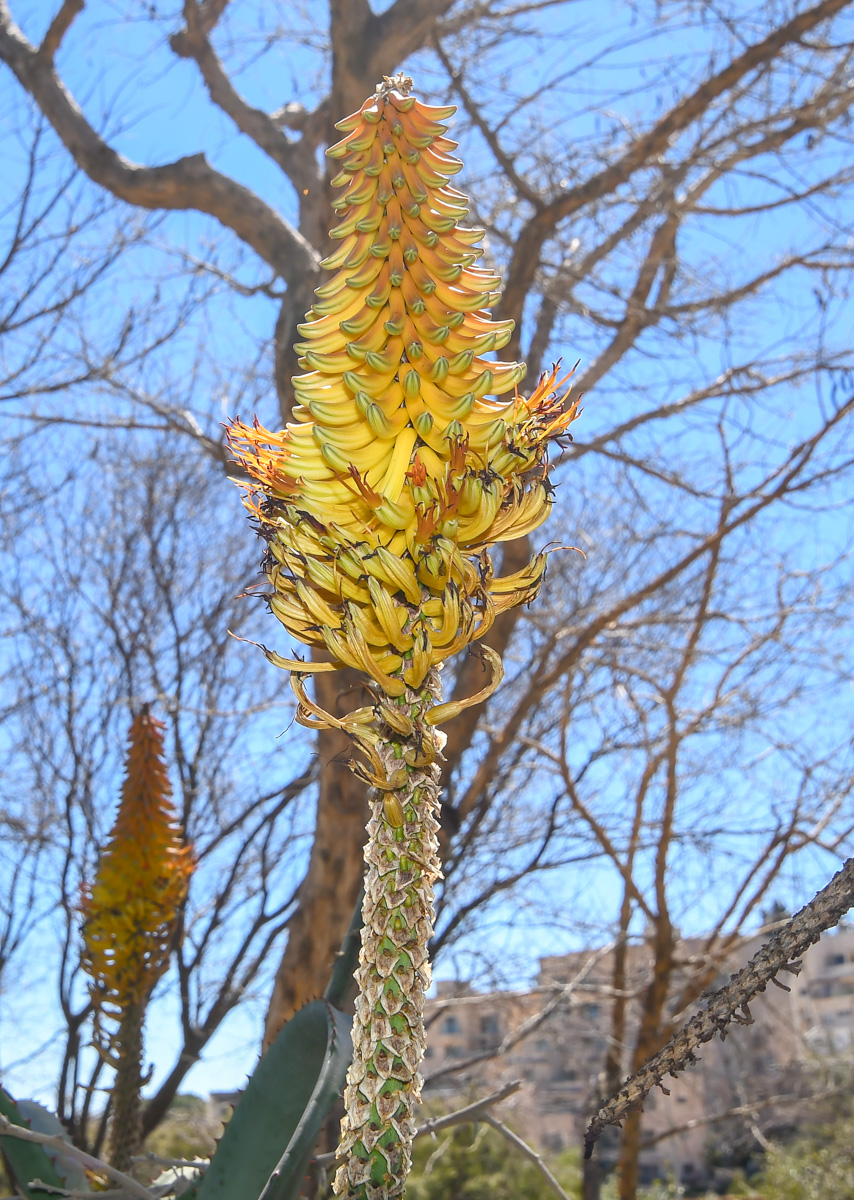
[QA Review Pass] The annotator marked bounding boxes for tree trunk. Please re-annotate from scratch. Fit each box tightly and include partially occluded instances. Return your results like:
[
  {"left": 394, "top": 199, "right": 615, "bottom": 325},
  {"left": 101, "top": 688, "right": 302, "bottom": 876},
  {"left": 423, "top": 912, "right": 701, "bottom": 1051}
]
[
  {"left": 616, "top": 1109, "right": 644, "bottom": 1200},
  {"left": 582, "top": 1150, "right": 601, "bottom": 1200},
  {"left": 616, "top": 920, "right": 675, "bottom": 1199},
  {"left": 263, "top": 669, "right": 371, "bottom": 1046}
]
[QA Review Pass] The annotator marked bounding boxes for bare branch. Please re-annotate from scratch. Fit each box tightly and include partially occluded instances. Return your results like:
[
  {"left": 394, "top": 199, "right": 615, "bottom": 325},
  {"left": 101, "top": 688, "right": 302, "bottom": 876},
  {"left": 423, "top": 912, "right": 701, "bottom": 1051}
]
[
  {"left": 497, "top": 0, "right": 853, "bottom": 342},
  {"left": 314, "top": 1079, "right": 524, "bottom": 1169},
  {"left": 0, "top": 1113, "right": 154, "bottom": 1199},
  {"left": 456, "top": 394, "right": 854, "bottom": 829},
  {"left": 482, "top": 1113, "right": 573, "bottom": 1200},
  {"left": 169, "top": 0, "right": 321, "bottom": 199},
  {"left": 35, "top": 0, "right": 83, "bottom": 63},
  {"left": 435, "top": 39, "right": 542, "bottom": 208},
  {"left": 0, "top": 2, "right": 318, "bottom": 281},
  {"left": 425, "top": 941, "right": 616, "bottom": 1084}
]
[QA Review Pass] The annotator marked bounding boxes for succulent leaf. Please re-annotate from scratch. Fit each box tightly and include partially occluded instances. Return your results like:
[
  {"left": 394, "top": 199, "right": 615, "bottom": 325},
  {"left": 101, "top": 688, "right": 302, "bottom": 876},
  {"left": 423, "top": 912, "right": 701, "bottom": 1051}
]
[
  {"left": 15, "top": 1100, "right": 89, "bottom": 1193},
  {"left": 191, "top": 999, "right": 352, "bottom": 1200},
  {"left": 0, "top": 1088, "right": 70, "bottom": 1199}
]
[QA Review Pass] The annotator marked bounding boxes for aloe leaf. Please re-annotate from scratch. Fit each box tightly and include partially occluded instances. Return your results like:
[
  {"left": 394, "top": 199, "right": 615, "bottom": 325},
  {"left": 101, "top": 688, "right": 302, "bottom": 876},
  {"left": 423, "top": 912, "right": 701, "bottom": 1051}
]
[
  {"left": 15, "top": 1101, "right": 89, "bottom": 1192},
  {"left": 257, "top": 1000, "right": 352, "bottom": 1200},
  {"left": 191, "top": 998, "right": 351, "bottom": 1200},
  {"left": 0, "top": 1088, "right": 69, "bottom": 1199}
]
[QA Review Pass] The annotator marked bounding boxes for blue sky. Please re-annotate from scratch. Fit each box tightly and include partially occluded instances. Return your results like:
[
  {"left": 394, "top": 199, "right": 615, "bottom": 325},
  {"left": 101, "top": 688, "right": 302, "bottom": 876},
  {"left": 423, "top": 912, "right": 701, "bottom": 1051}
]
[{"left": 2, "top": 0, "right": 853, "bottom": 1109}]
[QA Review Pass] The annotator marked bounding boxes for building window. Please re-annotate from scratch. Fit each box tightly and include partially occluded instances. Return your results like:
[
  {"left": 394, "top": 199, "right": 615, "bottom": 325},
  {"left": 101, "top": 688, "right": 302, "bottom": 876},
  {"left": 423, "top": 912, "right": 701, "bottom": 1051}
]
[
  {"left": 582, "top": 1003, "right": 600, "bottom": 1020},
  {"left": 480, "top": 1013, "right": 500, "bottom": 1036},
  {"left": 826, "top": 953, "right": 846, "bottom": 967},
  {"left": 442, "top": 1015, "right": 460, "bottom": 1034}
]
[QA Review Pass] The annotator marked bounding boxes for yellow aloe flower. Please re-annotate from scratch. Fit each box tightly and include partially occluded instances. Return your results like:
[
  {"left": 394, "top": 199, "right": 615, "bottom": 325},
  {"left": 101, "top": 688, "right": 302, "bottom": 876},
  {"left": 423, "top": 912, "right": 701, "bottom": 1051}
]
[
  {"left": 81, "top": 707, "right": 193, "bottom": 1170},
  {"left": 229, "top": 78, "right": 577, "bottom": 724},
  {"left": 229, "top": 73, "right": 576, "bottom": 1200}
]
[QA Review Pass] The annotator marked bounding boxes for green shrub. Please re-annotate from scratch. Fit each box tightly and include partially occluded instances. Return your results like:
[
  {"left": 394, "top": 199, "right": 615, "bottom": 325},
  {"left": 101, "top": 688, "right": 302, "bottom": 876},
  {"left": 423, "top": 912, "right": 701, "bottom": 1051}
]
[
  {"left": 406, "top": 1123, "right": 581, "bottom": 1200},
  {"left": 753, "top": 1119, "right": 854, "bottom": 1200}
]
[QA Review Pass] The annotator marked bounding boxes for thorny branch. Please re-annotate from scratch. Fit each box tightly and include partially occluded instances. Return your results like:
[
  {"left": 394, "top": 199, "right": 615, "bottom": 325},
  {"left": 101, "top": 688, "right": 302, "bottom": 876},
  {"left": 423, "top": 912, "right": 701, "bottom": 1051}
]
[
  {"left": 313, "top": 1079, "right": 524, "bottom": 1170},
  {"left": 584, "top": 857, "right": 854, "bottom": 1155}
]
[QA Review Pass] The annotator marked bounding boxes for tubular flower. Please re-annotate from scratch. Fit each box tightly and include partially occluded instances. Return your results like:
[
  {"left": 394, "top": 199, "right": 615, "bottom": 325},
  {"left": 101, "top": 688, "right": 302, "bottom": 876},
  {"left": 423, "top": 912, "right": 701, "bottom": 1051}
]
[
  {"left": 229, "top": 73, "right": 576, "bottom": 1200},
  {"left": 81, "top": 708, "right": 193, "bottom": 1170},
  {"left": 228, "top": 74, "right": 578, "bottom": 732},
  {"left": 82, "top": 708, "right": 193, "bottom": 1009}
]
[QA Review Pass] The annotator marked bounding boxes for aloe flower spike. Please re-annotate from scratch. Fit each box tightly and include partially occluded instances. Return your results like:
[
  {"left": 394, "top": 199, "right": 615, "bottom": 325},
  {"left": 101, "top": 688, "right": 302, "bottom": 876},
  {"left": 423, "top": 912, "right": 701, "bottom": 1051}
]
[
  {"left": 229, "top": 72, "right": 577, "bottom": 1199},
  {"left": 81, "top": 707, "right": 193, "bottom": 1171}
]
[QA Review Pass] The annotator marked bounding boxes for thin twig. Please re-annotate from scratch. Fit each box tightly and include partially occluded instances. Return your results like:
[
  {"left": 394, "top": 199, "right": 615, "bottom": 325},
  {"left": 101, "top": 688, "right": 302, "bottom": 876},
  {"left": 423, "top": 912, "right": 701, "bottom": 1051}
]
[
  {"left": 313, "top": 1079, "right": 522, "bottom": 1169},
  {"left": 639, "top": 1085, "right": 847, "bottom": 1149},
  {"left": 434, "top": 40, "right": 541, "bottom": 208},
  {"left": 131, "top": 1151, "right": 209, "bottom": 1170},
  {"left": 482, "top": 1113, "right": 573, "bottom": 1200},
  {"left": 425, "top": 941, "right": 615, "bottom": 1084},
  {"left": 417, "top": 1079, "right": 522, "bottom": 1138},
  {"left": 0, "top": 1114, "right": 155, "bottom": 1199},
  {"left": 29, "top": 1186, "right": 129, "bottom": 1199},
  {"left": 584, "top": 857, "right": 854, "bottom": 1155}
]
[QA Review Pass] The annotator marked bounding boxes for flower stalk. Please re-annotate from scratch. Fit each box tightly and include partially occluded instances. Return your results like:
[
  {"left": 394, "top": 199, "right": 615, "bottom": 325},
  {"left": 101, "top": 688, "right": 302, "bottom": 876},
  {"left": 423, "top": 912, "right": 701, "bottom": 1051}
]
[
  {"left": 335, "top": 672, "right": 443, "bottom": 1198},
  {"left": 81, "top": 707, "right": 193, "bottom": 1172},
  {"left": 229, "top": 72, "right": 576, "bottom": 1198}
]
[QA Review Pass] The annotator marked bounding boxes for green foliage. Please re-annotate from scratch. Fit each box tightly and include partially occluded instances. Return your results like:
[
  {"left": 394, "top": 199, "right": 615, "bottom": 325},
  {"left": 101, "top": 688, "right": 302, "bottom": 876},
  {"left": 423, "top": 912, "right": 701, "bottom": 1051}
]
[
  {"left": 752, "top": 1118, "right": 854, "bottom": 1200},
  {"left": 723, "top": 1169, "right": 758, "bottom": 1196},
  {"left": 0, "top": 1088, "right": 67, "bottom": 1199},
  {"left": 144, "top": 1094, "right": 218, "bottom": 1166},
  {"left": 600, "top": 1174, "right": 683, "bottom": 1200},
  {"left": 405, "top": 1121, "right": 581, "bottom": 1200}
]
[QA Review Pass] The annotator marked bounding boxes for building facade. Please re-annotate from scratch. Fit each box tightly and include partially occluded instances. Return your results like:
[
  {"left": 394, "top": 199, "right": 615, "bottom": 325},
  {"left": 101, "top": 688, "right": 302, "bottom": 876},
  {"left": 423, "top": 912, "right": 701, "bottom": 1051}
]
[{"left": 419, "top": 923, "right": 854, "bottom": 1187}]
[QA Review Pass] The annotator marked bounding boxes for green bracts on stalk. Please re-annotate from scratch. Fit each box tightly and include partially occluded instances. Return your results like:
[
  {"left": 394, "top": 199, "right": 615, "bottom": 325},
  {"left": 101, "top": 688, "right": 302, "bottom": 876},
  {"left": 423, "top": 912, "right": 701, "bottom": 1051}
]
[{"left": 334, "top": 677, "right": 442, "bottom": 1198}]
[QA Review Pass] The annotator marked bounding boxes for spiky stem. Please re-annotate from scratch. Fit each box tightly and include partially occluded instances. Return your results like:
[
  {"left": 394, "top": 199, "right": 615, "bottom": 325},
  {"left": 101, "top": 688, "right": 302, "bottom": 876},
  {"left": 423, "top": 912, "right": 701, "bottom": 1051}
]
[
  {"left": 108, "top": 1000, "right": 144, "bottom": 1172},
  {"left": 334, "top": 671, "right": 443, "bottom": 1200}
]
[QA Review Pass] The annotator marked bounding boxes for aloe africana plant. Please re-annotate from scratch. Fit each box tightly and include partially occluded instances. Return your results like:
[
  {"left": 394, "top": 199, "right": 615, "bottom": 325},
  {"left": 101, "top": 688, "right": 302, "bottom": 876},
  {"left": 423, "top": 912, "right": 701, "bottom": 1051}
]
[
  {"left": 81, "top": 708, "right": 193, "bottom": 1172},
  {"left": 229, "top": 73, "right": 576, "bottom": 1200}
]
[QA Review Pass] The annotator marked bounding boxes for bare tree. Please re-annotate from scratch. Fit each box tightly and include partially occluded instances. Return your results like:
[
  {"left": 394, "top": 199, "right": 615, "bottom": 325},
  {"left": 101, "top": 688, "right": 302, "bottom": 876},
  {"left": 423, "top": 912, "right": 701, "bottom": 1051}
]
[
  {"left": 0, "top": 441, "right": 318, "bottom": 1146},
  {"left": 411, "top": 407, "right": 854, "bottom": 1192},
  {"left": 1, "top": 2, "right": 854, "bottom": 1193}
]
